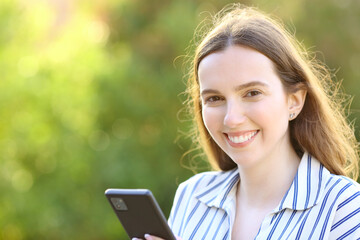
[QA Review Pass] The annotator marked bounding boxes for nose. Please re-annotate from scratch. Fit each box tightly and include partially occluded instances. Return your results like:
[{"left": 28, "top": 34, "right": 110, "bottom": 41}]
[{"left": 223, "top": 101, "right": 246, "bottom": 128}]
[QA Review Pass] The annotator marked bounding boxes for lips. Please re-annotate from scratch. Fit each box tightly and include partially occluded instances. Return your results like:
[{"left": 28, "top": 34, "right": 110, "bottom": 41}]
[{"left": 225, "top": 130, "right": 259, "bottom": 146}]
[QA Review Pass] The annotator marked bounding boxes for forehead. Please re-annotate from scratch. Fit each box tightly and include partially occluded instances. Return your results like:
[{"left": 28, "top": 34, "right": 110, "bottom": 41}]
[{"left": 198, "top": 45, "right": 280, "bottom": 89}]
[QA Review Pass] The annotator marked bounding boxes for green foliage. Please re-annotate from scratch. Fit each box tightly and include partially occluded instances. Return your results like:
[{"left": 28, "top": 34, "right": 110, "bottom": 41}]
[{"left": 0, "top": 0, "right": 359, "bottom": 239}]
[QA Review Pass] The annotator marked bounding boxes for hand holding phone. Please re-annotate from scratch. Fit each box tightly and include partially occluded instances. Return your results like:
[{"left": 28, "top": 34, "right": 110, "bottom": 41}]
[{"left": 105, "top": 189, "right": 177, "bottom": 240}]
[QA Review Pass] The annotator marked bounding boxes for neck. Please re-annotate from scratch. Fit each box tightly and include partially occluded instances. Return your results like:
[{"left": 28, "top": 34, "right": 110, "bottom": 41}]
[{"left": 236, "top": 147, "right": 300, "bottom": 209}]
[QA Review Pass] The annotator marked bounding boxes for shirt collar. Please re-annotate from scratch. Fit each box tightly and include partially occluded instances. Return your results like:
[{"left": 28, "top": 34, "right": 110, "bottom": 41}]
[
  {"left": 274, "top": 152, "right": 330, "bottom": 212},
  {"left": 195, "top": 152, "right": 330, "bottom": 213},
  {"left": 195, "top": 168, "right": 239, "bottom": 210}
]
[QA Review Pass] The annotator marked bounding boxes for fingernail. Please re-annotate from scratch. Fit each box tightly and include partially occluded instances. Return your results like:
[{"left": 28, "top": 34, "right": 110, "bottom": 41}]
[{"left": 144, "top": 234, "right": 150, "bottom": 239}]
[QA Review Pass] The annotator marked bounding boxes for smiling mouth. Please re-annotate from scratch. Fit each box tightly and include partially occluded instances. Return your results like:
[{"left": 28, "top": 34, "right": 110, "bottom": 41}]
[{"left": 226, "top": 130, "right": 258, "bottom": 144}]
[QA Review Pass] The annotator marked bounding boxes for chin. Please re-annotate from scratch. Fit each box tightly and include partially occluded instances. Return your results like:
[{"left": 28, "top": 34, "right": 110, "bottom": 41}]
[{"left": 228, "top": 154, "right": 257, "bottom": 168}]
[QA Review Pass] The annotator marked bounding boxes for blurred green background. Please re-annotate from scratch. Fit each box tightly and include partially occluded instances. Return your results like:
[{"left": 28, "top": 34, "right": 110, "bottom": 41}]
[{"left": 0, "top": 0, "right": 359, "bottom": 239}]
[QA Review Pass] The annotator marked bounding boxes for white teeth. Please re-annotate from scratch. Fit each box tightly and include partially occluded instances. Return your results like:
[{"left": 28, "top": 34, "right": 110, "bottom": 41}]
[{"left": 228, "top": 131, "right": 257, "bottom": 144}]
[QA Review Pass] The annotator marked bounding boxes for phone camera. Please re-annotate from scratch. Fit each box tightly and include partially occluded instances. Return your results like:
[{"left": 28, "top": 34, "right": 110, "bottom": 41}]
[{"left": 110, "top": 197, "right": 128, "bottom": 211}]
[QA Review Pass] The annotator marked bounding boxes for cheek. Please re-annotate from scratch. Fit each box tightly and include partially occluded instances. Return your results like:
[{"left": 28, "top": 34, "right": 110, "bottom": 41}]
[
  {"left": 244, "top": 95, "right": 284, "bottom": 118},
  {"left": 250, "top": 98, "right": 289, "bottom": 130},
  {"left": 202, "top": 107, "right": 222, "bottom": 134}
]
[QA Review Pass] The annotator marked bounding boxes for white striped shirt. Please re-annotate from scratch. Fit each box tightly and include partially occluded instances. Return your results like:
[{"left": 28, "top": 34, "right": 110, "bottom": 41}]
[{"left": 168, "top": 153, "right": 360, "bottom": 239}]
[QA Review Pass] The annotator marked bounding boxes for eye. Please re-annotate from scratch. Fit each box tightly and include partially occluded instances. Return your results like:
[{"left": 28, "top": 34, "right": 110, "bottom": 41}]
[
  {"left": 245, "top": 90, "right": 262, "bottom": 97},
  {"left": 203, "top": 96, "right": 224, "bottom": 104},
  {"left": 208, "top": 96, "right": 221, "bottom": 102}
]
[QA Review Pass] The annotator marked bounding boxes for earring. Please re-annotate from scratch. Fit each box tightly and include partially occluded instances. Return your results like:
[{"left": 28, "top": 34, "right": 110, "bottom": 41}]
[{"left": 289, "top": 113, "right": 296, "bottom": 120}]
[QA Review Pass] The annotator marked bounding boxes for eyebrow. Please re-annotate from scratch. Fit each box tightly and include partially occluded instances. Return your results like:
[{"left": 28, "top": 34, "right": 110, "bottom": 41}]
[{"left": 200, "top": 81, "right": 270, "bottom": 96}]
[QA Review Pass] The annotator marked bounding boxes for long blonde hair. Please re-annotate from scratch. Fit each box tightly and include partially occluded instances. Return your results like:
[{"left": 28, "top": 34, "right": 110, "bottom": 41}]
[{"left": 185, "top": 4, "right": 359, "bottom": 180}]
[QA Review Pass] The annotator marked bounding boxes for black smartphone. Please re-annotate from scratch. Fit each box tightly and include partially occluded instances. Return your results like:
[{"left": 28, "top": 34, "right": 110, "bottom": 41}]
[{"left": 105, "top": 189, "right": 176, "bottom": 240}]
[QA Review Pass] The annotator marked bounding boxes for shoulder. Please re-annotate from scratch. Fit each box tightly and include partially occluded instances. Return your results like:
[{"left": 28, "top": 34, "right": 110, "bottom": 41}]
[
  {"left": 323, "top": 174, "right": 360, "bottom": 208},
  {"left": 326, "top": 175, "right": 360, "bottom": 238},
  {"left": 168, "top": 170, "right": 232, "bottom": 226},
  {"left": 171, "top": 169, "right": 237, "bottom": 207},
  {"left": 174, "top": 171, "right": 223, "bottom": 196},
  {"left": 307, "top": 154, "right": 360, "bottom": 207},
  {"left": 325, "top": 174, "right": 360, "bottom": 219},
  {"left": 168, "top": 169, "right": 236, "bottom": 222},
  {"left": 326, "top": 174, "right": 360, "bottom": 199},
  {"left": 175, "top": 169, "right": 236, "bottom": 196}
]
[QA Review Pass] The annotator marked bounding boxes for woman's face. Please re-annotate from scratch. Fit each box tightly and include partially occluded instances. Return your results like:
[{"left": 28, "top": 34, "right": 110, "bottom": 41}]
[{"left": 198, "top": 45, "right": 294, "bottom": 169}]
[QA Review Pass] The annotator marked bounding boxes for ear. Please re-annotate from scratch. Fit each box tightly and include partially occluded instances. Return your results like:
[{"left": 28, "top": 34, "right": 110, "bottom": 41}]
[{"left": 288, "top": 89, "right": 307, "bottom": 118}]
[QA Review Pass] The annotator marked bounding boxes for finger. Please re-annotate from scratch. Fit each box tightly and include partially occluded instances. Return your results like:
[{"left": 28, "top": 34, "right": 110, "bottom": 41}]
[
  {"left": 176, "top": 237, "right": 183, "bottom": 240},
  {"left": 144, "top": 234, "right": 164, "bottom": 240}
]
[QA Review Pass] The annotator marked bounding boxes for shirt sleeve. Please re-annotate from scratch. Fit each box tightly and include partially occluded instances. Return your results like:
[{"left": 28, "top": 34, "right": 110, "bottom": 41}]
[
  {"left": 168, "top": 182, "right": 187, "bottom": 229},
  {"left": 329, "top": 188, "right": 360, "bottom": 240}
]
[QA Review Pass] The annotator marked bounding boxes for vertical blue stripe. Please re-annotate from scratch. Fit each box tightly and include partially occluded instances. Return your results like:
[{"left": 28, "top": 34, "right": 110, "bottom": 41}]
[
  {"left": 314, "top": 164, "right": 323, "bottom": 205},
  {"left": 189, "top": 207, "right": 211, "bottom": 240},
  {"left": 279, "top": 186, "right": 290, "bottom": 210},
  {"left": 294, "top": 206, "right": 313, "bottom": 240},
  {"left": 308, "top": 178, "right": 341, "bottom": 239},
  {"left": 171, "top": 184, "right": 187, "bottom": 224},
  {"left": 183, "top": 201, "right": 200, "bottom": 233},
  {"left": 319, "top": 183, "right": 351, "bottom": 239},
  {"left": 222, "top": 229, "right": 229, "bottom": 240},
  {"left": 201, "top": 209, "right": 219, "bottom": 240},
  {"left": 220, "top": 174, "right": 239, "bottom": 208},
  {"left": 270, "top": 212, "right": 278, "bottom": 225},
  {"left": 266, "top": 209, "right": 286, "bottom": 239},
  {"left": 286, "top": 208, "right": 307, "bottom": 239},
  {"left": 293, "top": 172, "right": 299, "bottom": 209},
  {"left": 213, "top": 211, "right": 227, "bottom": 239},
  {"left": 304, "top": 155, "right": 311, "bottom": 209},
  {"left": 178, "top": 175, "right": 206, "bottom": 236},
  {"left": 278, "top": 210, "right": 297, "bottom": 239}
]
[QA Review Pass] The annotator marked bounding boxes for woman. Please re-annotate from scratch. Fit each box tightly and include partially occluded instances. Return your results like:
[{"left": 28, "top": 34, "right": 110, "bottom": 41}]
[{"left": 135, "top": 4, "right": 360, "bottom": 240}]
